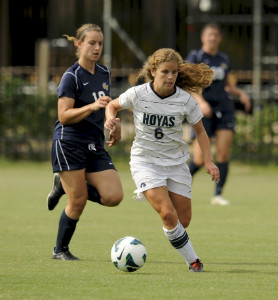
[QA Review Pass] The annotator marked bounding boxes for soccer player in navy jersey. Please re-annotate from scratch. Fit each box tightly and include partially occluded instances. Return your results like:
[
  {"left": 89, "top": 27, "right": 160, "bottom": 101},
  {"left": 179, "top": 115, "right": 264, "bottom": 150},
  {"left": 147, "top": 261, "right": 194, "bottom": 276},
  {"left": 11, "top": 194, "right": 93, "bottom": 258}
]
[
  {"left": 186, "top": 23, "right": 251, "bottom": 206},
  {"left": 49, "top": 24, "right": 123, "bottom": 260}
]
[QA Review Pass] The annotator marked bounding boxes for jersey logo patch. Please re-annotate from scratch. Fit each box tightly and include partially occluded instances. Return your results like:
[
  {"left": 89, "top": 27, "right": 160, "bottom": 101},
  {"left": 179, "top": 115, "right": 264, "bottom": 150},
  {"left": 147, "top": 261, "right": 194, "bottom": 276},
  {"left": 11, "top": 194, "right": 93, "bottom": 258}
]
[
  {"left": 211, "top": 66, "right": 225, "bottom": 81},
  {"left": 88, "top": 143, "right": 96, "bottom": 151},
  {"left": 102, "top": 82, "right": 109, "bottom": 90}
]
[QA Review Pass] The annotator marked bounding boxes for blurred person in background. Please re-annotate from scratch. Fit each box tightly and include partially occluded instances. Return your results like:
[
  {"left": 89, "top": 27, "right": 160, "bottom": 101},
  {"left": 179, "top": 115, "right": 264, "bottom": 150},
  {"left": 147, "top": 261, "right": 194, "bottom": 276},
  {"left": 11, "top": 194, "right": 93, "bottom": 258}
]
[
  {"left": 105, "top": 48, "right": 219, "bottom": 272},
  {"left": 48, "top": 23, "right": 123, "bottom": 260},
  {"left": 186, "top": 23, "right": 251, "bottom": 206}
]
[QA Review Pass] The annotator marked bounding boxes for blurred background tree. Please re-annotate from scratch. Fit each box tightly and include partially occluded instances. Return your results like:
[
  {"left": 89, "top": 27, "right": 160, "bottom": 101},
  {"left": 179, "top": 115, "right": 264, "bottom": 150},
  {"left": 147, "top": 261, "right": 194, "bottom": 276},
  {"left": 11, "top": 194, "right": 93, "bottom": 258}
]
[{"left": 0, "top": 0, "right": 277, "bottom": 163}]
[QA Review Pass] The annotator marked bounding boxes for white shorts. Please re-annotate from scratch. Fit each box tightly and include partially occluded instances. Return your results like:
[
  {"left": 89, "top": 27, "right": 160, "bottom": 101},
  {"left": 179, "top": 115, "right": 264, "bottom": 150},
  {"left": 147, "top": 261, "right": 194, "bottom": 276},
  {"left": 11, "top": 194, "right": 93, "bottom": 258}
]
[{"left": 130, "top": 161, "right": 192, "bottom": 201}]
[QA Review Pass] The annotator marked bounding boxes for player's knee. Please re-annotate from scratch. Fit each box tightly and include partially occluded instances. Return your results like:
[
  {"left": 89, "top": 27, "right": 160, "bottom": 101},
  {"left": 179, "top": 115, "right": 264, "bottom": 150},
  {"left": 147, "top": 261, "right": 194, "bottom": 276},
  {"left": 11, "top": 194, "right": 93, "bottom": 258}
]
[
  {"left": 67, "top": 194, "right": 87, "bottom": 216},
  {"left": 160, "top": 207, "right": 177, "bottom": 226},
  {"left": 179, "top": 216, "right": 191, "bottom": 228},
  {"left": 216, "top": 149, "right": 230, "bottom": 162},
  {"left": 194, "top": 157, "right": 204, "bottom": 166},
  {"left": 102, "top": 190, "right": 123, "bottom": 207}
]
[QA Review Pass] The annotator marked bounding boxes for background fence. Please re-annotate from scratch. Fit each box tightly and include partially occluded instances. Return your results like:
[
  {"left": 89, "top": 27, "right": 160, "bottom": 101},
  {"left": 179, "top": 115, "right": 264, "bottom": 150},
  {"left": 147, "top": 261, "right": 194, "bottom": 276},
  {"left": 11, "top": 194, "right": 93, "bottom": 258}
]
[{"left": 0, "top": 66, "right": 277, "bottom": 164}]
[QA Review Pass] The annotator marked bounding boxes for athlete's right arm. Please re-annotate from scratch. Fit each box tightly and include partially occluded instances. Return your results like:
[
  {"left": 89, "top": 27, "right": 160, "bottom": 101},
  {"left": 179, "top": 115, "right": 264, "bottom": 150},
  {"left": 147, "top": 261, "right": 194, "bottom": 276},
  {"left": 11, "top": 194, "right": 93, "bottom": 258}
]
[
  {"left": 104, "top": 98, "right": 122, "bottom": 131},
  {"left": 58, "top": 96, "right": 111, "bottom": 125}
]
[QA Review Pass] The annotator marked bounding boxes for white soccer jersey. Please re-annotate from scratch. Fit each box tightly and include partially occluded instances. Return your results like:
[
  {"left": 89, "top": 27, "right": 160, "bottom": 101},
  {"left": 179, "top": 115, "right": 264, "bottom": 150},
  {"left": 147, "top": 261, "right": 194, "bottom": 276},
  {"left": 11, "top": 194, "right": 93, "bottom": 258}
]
[{"left": 119, "top": 82, "right": 203, "bottom": 166}]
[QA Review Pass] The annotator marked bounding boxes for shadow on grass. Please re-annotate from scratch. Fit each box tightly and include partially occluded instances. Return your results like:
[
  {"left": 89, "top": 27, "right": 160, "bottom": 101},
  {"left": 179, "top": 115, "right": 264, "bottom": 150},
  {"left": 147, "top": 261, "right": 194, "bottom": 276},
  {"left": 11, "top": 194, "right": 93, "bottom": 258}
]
[{"left": 82, "top": 259, "right": 278, "bottom": 274}]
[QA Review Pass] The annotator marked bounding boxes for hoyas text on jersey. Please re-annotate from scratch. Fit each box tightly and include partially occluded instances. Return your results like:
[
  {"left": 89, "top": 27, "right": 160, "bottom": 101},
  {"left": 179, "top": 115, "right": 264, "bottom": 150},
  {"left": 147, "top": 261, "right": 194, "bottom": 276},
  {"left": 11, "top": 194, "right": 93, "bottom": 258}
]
[{"left": 143, "top": 113, "right": 175, "bottom": 128}]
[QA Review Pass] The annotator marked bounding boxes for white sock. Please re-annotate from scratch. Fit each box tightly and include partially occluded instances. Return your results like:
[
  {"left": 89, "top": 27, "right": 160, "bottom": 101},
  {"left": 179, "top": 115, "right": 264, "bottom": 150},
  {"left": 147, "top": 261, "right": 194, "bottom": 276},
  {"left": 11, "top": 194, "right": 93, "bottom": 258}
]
[{"left": 163, "top": 221, "right": 199, "bottom": 265}]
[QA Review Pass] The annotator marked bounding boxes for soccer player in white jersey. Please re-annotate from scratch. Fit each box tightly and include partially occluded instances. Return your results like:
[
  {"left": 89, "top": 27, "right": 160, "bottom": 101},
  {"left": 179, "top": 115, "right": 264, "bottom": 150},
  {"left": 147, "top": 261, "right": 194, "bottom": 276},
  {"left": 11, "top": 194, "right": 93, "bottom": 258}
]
[{"left": 105, "top": 48, "right": 220, "bottom": 272}]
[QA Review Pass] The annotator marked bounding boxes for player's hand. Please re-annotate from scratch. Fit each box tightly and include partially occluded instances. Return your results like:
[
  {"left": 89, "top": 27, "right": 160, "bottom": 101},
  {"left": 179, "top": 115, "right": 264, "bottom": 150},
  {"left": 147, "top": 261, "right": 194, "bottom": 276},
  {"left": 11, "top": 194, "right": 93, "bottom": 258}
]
[
  {"left": 200, "top": 101, "right": 212, "bottom": 117},
  {"left": 91, "top": 96, "right": 112, "bottom": 111},
  {"left": 204, "top": 161, "right": 220, "bottom": 182},
  {"left": 239, "top": 91, "right": 251, "bottom": 112},
  {"left": 105, "top": 117, "right": 120, "bottom": 131},
  {"left": 106, "top": 122, "right": 121, "bottom": 147}
]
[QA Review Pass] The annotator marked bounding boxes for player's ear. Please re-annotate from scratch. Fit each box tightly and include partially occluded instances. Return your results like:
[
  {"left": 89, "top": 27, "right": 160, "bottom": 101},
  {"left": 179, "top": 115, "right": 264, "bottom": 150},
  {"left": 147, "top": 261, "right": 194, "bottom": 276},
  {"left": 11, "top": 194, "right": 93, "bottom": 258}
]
[
  {"left": 77, "top": 40, "right": 83, "bottom": 49},
  {"left": 150, "top": 68, "right": 156, "bottom": 78}
]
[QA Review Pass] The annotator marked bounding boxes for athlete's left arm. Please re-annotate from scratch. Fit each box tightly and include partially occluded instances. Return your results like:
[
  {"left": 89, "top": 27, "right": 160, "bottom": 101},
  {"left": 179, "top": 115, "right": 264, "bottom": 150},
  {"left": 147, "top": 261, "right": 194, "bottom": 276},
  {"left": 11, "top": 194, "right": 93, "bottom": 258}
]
[
  {"left": 225, "top": 74, "right": 251, "bottom": 112},
  {"left": 106, "top": 124, "right": 121, "bottom": 147},
  {"left": 105, "top": 98, "right": 123, "bottom": 147},
  {"left": 192, "top": 120, "right": 220, "bottom": 182},
  {"left": 105, "top": 98, "right": 123, "bottom": 130}
]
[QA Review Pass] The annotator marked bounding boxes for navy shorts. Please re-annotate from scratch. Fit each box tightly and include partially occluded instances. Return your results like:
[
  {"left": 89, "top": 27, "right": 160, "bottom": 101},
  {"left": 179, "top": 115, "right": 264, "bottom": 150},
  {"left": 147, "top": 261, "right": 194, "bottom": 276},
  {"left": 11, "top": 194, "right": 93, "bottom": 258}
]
[
  {"left": 192, "top": 110, "right": 235, "bottom": 139},
  {"left": 51, "top": 139, "right": 116, "bottom": 173}
]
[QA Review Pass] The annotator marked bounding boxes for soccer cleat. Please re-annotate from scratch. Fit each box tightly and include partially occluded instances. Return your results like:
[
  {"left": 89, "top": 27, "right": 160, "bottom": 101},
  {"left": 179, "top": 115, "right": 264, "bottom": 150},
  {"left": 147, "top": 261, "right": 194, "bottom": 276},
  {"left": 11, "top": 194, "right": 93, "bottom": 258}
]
[
  {"left": 47, "top": 173, "right": 65, "bottom": 210},
  {"left": 52, "top": 249, "right": 80, "bottom": 260},
  {"left": 211, "top": 195, "right": 230, "bottom": 206},
  {"left": 189, "top": 258, "right": 203, "bottom": 272}
]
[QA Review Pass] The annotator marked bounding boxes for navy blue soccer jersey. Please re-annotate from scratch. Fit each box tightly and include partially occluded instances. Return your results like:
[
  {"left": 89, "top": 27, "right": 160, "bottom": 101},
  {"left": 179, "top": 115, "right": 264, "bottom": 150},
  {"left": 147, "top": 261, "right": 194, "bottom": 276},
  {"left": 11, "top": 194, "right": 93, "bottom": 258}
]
[
  {"left": 186, "top": 49, "right": 233, "bottom": 112},
  {"left": 53, "top": 62, "right": 111, "bottom": 144}
]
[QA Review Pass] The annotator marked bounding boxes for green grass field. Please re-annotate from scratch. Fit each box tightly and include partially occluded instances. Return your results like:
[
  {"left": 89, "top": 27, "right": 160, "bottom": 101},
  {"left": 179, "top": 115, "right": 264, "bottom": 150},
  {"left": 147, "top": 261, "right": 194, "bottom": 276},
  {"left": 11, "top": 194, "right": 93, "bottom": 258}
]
[{"left": 0, "top": 159, "right": 277, "bottom": 300}]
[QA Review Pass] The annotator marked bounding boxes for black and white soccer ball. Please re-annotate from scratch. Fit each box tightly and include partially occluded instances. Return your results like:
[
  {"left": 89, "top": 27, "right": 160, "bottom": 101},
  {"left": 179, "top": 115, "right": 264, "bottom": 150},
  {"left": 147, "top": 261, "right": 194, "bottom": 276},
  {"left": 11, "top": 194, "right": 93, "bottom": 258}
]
[{"left": 111, "top": 236, "right": 147, "bottom": 272}]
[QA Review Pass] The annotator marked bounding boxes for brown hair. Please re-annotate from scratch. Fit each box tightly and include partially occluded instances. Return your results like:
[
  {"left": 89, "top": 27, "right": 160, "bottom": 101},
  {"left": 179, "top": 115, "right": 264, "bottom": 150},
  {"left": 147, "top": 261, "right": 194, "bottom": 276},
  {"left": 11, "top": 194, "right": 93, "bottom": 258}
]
[
  {"left": 63, "top": 24, "right": 102, "bottom": 58},
  {"left": 137, "top": 48, "right": 214, "bottom": 94}
]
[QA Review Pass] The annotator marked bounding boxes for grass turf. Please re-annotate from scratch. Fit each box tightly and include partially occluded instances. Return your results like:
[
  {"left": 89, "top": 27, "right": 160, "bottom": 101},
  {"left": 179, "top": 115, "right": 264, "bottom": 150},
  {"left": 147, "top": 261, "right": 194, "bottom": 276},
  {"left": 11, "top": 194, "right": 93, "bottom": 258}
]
[{"left": 0, "top": 160, "right": 277, "bottom": 300}]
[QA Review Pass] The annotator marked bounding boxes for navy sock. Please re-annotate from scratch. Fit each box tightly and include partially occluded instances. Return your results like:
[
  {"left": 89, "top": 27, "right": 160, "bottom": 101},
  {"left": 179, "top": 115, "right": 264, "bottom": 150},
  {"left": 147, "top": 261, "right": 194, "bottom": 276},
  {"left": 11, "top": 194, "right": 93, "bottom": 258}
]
[
  {"left": 86, "top": 183, "right": 102, "bottom": 205},
  {"left": 55, "top": 210, "right": 78, "bottom": 253},
  {"left": 215, "top": 162, "right": 229, "bottom": 196},
  {"left": 189, "top": 160, "right": 201, "bottom": 176}
]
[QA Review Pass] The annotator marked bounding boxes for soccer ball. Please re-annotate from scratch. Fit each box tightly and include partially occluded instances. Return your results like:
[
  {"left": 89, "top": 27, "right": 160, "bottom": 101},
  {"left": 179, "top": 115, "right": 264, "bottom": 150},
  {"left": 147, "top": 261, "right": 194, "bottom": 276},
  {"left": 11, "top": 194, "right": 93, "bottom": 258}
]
[{"left": 111, "top": 236, "right": 147, "bottom": 272}]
